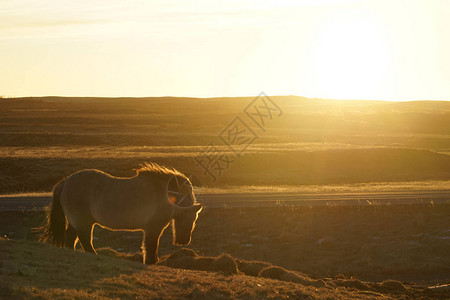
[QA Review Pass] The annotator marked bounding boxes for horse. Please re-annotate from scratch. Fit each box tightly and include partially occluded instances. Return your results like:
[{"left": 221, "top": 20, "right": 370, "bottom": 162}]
[{"left": 39, "top": 163, "right": 203, "bottom": 264}]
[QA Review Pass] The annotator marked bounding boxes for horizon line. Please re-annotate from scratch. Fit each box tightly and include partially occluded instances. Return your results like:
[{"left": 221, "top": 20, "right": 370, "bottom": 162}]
[{"left": 1, "top": 94, "right": 449, "bottom": 102}]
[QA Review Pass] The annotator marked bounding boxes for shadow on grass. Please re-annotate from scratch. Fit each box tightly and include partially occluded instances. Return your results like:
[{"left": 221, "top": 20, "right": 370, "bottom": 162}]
[{"left": 0, "top": 237, "right": 146, "bottom": 294}]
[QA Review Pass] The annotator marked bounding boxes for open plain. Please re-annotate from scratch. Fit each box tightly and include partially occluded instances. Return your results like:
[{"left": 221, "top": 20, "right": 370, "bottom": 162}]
[{"left": 1, "top": 96, "right": 450, "bottom": 299}]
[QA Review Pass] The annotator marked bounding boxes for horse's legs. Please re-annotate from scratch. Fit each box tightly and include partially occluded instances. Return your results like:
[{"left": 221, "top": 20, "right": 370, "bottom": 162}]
[
  {"left": 76, "top": 224, "right": 96, "bottom": 254},
  {"left": 143, "top": 223, "right": 169, "bottom": 264},
  {"left": 65, "top": 224, "right": 78, "bottom": 250}
]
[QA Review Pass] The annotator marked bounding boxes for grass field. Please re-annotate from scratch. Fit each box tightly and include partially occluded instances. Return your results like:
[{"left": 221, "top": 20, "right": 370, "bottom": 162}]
[
  {"left": 1, "top": 96, "right": 450, "bottom": 193},
  {"left": 0, "top": 238, "right": 417, "bottom": 299},
  {"left": 1, "top": 96, "right": 450, "bottom": 298},
  {"left": 1, "top": 203, "right": 449, "bottom": 299}
]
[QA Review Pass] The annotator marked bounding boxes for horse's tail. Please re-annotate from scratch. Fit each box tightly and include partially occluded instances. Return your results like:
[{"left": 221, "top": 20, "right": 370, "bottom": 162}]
[{"left": 38, "top": 180, "right": 66, "bottom": 247}]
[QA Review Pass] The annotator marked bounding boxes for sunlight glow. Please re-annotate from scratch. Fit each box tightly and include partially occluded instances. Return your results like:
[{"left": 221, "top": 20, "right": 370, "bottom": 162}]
[
  {"left": 309, "top": 9, "right": 391, "bottom": 99},
  {"left": 0, "top": 0, "right": 449, "bottom": 100}
]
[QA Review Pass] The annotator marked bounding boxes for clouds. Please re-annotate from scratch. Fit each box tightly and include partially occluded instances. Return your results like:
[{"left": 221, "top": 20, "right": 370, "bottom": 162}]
[{"left": 0, "top": 1, "right": 127, "bottom": 40}]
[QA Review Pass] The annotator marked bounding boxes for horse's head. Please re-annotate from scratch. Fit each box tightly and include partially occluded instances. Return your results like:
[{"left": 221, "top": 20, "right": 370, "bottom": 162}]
[
  {"left": 168, "top": 175, "right": 195, "bottom": 207},
  {"left": 168, "top": 174, "right": 202, "bottom": 245},
  {"left": 172, "top": 204, "right": 203, "bottom": 245}
]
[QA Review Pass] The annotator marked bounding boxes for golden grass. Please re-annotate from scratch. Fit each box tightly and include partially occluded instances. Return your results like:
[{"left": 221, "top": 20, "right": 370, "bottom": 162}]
[
  {"left": 0, "top": 238, "right": 392, "bottom": 299},
  {"left": 2, "top": 178, "right": 449, "bottom": 197},
  {"left": 0, "top": 236, "right": 433, "bottom": 299},
  {"left": 1, "top": 96, "right": 450, "bottom": 193},
  {"left": 196, "top": 180, "right": 450, "bottom": 194},
  {"left": 2, "top": 204, "right": 449, "bottom": 285},
  {"left": 1, "top": 97, "right": 449, "bottom": 298},
  {"left": 0, "top": 143, "right": 400, "bottom": 159},
  {"left": 1, "top": 147, "right": 449, "bottom": 193}
]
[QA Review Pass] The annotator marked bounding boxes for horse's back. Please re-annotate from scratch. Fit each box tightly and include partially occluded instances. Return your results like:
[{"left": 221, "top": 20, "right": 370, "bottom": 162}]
[
  {"left": 60, "top": 169, "right": 113, "bottom": 213},
  {"left": 62, "top": 169, "right": 117, "bottom": 199},
  {"left": 67, "top": 169, "right": 115, "bottom": 181},
  {"left": 60, "top": 169, "right": 167, "bottom": 229}
]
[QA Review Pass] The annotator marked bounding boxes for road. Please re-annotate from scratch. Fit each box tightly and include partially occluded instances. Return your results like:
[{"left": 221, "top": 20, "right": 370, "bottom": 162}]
[{"left": 1, "top": 190, "right": 449, "bottom": 211}]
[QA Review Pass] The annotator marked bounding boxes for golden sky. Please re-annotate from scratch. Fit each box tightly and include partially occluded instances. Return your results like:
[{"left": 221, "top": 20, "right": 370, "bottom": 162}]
[{"left": 1, "top": 0, "right": 449, "bottom": 100}]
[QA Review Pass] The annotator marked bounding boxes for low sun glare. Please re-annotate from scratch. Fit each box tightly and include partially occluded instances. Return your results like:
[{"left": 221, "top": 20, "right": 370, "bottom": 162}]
[
  {"left": 0, "top": 0, "right": 449, "bottom": 100},
  {"left": 308, "top": 10, "right": 391, "bottom": 99}
]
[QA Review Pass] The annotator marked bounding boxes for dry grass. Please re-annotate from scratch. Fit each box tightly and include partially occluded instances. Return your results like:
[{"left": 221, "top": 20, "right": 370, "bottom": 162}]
[
  {"left": 0, "top": 237, "right": 436, "bottom": 299},
  {"left": 1, "top": 202, "right": 449, "bottom": 298},
  {"left": 2, "top": 204, "right": 449, "bottom": 285},
  {"left": 1, "top": 96, "right": 450, "bottom": 298},
  {"left": 0, "top": 147, "right": 449, "bottom": 193},
  {"left": 0, "top": 238, "right": 382, "bottom": 299},
  {"left": 196, "top": 180, "right": 450, "bottom": 194},
  {"left": 1, "top": 96, "right": 450, "bottom": 193},
  {"left": 2, "top": 179, "right": 450, "bottom": 198}
]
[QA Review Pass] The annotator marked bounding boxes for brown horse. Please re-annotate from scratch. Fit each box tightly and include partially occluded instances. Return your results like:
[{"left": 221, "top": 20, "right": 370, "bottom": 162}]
[{"left": 39, "top": 163, "right": 202, "bottom": 264}]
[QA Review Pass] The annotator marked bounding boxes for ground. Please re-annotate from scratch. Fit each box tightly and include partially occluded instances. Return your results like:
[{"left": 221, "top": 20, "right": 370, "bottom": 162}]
[
  {"left": 1, "top": 96, "right": 449, "bottom": 298},
  {"left": 1, "top": 203, "right": 449, "bottom": 299},
  {"left": 1, "top": 96, "right": 449, "bottom": 192}
]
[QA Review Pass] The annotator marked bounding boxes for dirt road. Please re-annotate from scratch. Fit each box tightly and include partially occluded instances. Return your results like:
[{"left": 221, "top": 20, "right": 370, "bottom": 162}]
[{"left": 1, "top": 190, "right": 449, "bottom": 211}]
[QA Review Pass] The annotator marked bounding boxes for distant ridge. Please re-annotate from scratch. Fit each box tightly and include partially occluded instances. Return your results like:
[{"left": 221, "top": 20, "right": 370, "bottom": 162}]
[{"left": 3, "top": 95, "right": 449, "bottom": 103}]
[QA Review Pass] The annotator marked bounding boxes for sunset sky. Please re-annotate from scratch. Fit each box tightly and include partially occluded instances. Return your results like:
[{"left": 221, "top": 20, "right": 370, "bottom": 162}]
[{"left": 1, "top": 0, "right": 449, "bottom": 100}]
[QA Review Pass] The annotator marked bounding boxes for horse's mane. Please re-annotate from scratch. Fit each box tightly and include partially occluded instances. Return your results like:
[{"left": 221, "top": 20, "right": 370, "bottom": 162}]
[
  {"left": 136, "top": 162, "right": 196, "bottom": 205},
  {"left": 135, "top": 162, "right": 188, "bottom": 181}
]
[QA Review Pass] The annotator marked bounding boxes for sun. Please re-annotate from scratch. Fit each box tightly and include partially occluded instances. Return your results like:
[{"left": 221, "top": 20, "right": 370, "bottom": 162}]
[{"left": 308, "top": 9, "right": 392, "bottom": 99}]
